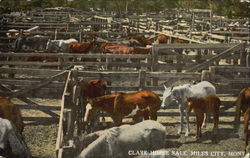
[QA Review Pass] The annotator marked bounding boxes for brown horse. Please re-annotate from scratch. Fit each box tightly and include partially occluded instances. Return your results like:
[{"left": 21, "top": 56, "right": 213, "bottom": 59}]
[
  {"left": 243, "top": 107, "right": 250, "bottom": 154},
  {"left": 235, "top": 87, "right": 250, "bottom": 127},
  {"left": 186, "top": 94, "right": 221, "bottom": 139},
  {"left": 0, "top": 96, "right": 24, "bottom": 133},
  {"left": 84, "top": 90, "right": 161, "bottom": 126}
]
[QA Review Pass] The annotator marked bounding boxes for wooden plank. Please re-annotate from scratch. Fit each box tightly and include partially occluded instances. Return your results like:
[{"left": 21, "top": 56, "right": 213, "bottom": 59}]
[
  {"left": 17, "top": 104, "right": 60, "bottom": 111},
  {"left": 154, "top": 43, "right": 236, "bottom": 50},
  {"left": 0, "top": 79, "right": 64, "bottom": 88},
  {"left": 0, "top": 67, "right": 64, "bottom": 76},
  {"left": 56, "top": 71, "right": 71, "bottom": 152},
  {"left": 147, "top": 72, "right": 200, "bottom": 78},
  {"left": 5, "top": 71, "right": 67, "bottom": 98},
  {"left": 186, "top": 43, "right": 243, "bottom": 72},
  {"left": 0, "top": 52, "right": 150, "bottom": 59}
]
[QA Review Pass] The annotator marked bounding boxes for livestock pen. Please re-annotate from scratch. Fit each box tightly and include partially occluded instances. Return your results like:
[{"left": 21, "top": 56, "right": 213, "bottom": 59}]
[{"left": 1, "top": 7, "right": 250, "bottom": 158}]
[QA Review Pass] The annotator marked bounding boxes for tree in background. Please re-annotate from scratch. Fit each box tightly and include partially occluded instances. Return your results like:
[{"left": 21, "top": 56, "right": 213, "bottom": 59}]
[{"left": 0, "top": 0, "right": 249, "bottom": 18}]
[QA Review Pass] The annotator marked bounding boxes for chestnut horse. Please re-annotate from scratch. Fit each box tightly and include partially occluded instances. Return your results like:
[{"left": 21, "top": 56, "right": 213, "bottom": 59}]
[
  {"left": 234, "top": 87, "right": 250, "bottom": 128},
  {"left": 243, "top": 107, "right": 250, "bottom": 154},
  {"left": 186, "top": 94, "right": 221, "bottom": 139},
  {"left": 84, "top": 90, "right": 161, "bottom": 126},
  {"left": 0, "top": 96, "right": 24, "bottom": 133}
]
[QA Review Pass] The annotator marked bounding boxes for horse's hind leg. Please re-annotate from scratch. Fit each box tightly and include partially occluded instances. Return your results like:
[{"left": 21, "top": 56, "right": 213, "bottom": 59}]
[
  {"left": 243, "top": 109, "right": 249, "bottom": 154},
  {"left": 178, "top": 105, "right": 185, "bottom": 135},
  {"left": 213, "top": 112, "right": 219, "bottom": 133},
  {"left": 196, "top": 113, "right": 204, "bottom": 139},
  {"left": 185, "top": 111, "right": 190, "bottom": 136}
]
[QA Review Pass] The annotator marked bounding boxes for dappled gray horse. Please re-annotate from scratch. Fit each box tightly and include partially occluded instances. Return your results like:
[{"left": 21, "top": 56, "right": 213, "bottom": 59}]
[
  {"left": 0, "top": 118, "right": 31, "bottom": 158},
  {"left": 161, "top": 81, "right": 216, "bottom": 136},
  {"left": 77, "top": 120, "right": 165, "bottom": 158},
  {"left": 14, "top": 35, "right": 49, "bottom": 52}
]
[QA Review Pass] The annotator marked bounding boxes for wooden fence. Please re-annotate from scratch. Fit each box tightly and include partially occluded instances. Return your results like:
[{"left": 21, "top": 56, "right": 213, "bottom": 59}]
[{"left": 0, "top": 43, "right": 246, "bottom": 73}]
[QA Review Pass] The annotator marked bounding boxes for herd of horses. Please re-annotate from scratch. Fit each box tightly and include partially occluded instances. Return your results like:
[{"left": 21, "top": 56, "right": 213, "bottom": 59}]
[
  {"left": 1, "top": 80, "right": 249, "bottom": 156},
  {"left": 5, "top": 32, "right": 172, "bottom": 65}
]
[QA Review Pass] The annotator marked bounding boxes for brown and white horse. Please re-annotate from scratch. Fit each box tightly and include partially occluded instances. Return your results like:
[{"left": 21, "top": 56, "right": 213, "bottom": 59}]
[{"left": 84, "top": 90, "right": 161, "bottom": 126}]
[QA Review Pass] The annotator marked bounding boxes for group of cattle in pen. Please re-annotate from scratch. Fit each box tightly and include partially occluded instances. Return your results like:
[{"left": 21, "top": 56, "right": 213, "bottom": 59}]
[
  {"left": 6, "top": 32, "right": 173, "bottom": 63},
  {"left": 2, "top": 79, "right": 249, "bottom": 157}
]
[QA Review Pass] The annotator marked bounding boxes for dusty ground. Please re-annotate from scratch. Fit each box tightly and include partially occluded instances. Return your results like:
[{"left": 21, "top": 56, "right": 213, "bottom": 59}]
[
  {"left": 11, "top": 98, "right": 60, "bottom": 158},
  {"left": 11, "top": 95, "right": 247, "bottom": 158}
]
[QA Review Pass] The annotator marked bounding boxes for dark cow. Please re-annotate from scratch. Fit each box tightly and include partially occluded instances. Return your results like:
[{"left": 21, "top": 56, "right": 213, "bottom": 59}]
[
  {"left": 14, "top": 35, "right": 49, "bottom": 52},
  {"left": 123, "top": 35, "right": 152, "bottom": 46}
]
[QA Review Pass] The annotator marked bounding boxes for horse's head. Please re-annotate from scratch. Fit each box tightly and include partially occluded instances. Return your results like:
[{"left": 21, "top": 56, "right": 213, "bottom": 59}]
[
  {"left": 186, "top": 97, "right": 195, "bottom": 113},
  {"left": 161, "top": 85, "right": 175, "bottom": 109}
]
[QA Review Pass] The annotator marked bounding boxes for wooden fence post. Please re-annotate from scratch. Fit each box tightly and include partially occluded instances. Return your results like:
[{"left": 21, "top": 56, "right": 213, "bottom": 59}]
[
  {"left": 79, "top": 31, "right": 82, "bottom": 43},
  {"left": 246, "top": 51, "right": 250, "bottom": 67},
  {"left": 54, "top": 29, "right": 58, "bottom": 40},
  {"left": 208, "top": 66, "right": 216, "bottom": 83},
  {"left": 240, "top": 43, "right": 246, "bottom": 66},
  {"left": 151, "top": 45, "right": 159, "bottom": 86},
  {"left": 201, "top": 70, "right": 211, "bottom": 82},
  {"left": 138, "top": 70, "right": 146, "bottom": 90}
]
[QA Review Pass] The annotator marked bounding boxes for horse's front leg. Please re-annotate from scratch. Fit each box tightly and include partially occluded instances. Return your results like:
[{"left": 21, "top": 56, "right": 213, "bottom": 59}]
[
  {"left": 178, "top": 105, "right": 185, "bottom": 135},
  {"left": 202, "top": 113, "right": 207, "bottom": 128}
]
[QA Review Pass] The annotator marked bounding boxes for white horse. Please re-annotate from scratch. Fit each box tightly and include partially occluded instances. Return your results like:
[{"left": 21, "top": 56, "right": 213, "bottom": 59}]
[
  {"left": 161, "top": 81, "right": 216, "bottom": 136},
  {"left": 46, "top": 38, "right": 78, "bottom": 52}
]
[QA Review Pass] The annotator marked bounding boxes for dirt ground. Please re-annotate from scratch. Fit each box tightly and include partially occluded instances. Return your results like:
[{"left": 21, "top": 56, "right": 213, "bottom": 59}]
[{"left": 12, "top": 95, "right": 247, "bottom": 158}]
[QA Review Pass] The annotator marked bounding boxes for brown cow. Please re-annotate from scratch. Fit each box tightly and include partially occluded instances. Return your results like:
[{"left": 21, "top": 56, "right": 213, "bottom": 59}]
[
  {"left": 0, "top": 96, "right": 24, "bottom": 133},
  {"left": 157, "top": 34, "right": 168, "bottom": 44},
  {"left": 101, "top": 43, "right": 134, "bottom": 54},
  {"left": 69, "top": 41, "right": 96, "bottom": 54},
  {"left": 80, "top": 79, "right": 107, "bottom": 99},
  {"left": 84, "top": 90, "right": 161, "bottom": 126},
  {"left": 186, "top": 94, "right": 221, "bottom": 139}
]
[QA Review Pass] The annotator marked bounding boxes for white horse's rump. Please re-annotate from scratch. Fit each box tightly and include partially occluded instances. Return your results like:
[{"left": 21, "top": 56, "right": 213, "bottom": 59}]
[
  {"left": 161, "top": 81, "right": 216, "bottom": 136},
  {"left": 46, "top": 38, "right": 78, "bottom": 52}
]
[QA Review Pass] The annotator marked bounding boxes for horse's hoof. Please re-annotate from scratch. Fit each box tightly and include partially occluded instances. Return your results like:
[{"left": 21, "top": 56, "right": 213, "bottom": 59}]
[
  {"left": 177, "top": 129, "right": 183, "bottom": 135},
  {"left": 195, "top": 136, "right": 201, "bottom": 140}
]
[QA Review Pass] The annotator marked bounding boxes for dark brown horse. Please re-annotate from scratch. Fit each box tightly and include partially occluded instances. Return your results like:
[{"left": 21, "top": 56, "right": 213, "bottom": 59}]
[
  {"left": 0, "top": 96, "right": 24, "bottom": 133},
  {"left": 234, "top": 87, "right": 250, "bottom": 128},
  {"left": 186, "top": 94, "right": 221, "bottom": 139},
  {"left": 84, "top": 90, "right": 161, "bottom": 126},
  {"left": 243, "top": 107, "right": 250, "bottom": 154}
]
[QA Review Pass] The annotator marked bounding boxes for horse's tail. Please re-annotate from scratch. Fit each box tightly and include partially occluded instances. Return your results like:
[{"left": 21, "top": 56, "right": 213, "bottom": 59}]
[
  {"left": 244, "top": 108, "right": 250, "bottom": 154},
  {"left": 234, "top": 89, "right": 245, "bottom": 129}
]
